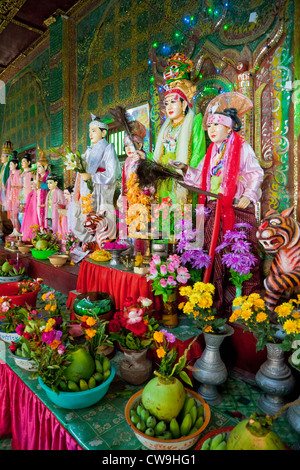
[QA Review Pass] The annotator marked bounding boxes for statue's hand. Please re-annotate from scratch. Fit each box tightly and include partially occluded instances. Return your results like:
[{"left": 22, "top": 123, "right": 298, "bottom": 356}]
[
  {"left": 81, "top": 172, "right": 91, "bottom": 181},
  {"left": 167, "top": 160, "right": 188, "bottom": 175},
  {"left": 236, "top": 196, "right": 251, "bottom": 209}
]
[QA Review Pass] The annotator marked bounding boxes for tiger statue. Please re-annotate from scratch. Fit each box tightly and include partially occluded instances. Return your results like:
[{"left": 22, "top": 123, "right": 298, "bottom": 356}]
[
  {"left": 256, "top": 206, "right": 300, "bottom": 311},
  {"left": 82, "top": 210, "right": 117, "bottom": 252}
]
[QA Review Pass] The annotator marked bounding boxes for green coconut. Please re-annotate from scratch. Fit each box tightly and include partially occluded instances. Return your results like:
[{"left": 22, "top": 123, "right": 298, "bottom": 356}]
[
  {"left": 64, "top": 348, "right": 95, "bottom": 383},
  {"left": 141, "top": 376, "right": 186, "bottom": 422},
  {"left": 226, "top": 413, "right": 286, "bottom": 450},
  {"left": 35, "top": 239, "right": 49, "bottom": 251}
]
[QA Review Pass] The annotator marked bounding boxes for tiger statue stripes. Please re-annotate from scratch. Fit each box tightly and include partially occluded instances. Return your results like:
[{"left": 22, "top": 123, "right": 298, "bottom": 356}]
[
  {"left": 82, "top": 210, "right": 117, "bottom": 252},
  {"left": 256, "top": 206, "right": 300, "bottom": 311}
]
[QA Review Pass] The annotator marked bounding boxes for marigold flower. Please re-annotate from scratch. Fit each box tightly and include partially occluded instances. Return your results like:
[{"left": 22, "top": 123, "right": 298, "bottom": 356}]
[
  {"left": 203, "top": 325, "right": 213, "bottom": 333},
  {"left": 153, "top": 330, "right": 164, "bottom": 343},
  {"left": 274, "top": 303, "right": 293, "bottom": 318},
  {"left": 156, "top": 346, "right": 166, "bottom": 358},
  {"left": 256, "top": 312, "right": 268, "bottom": 323},
  {"left": 283, "top": 319, "right": 300, "bottom": 335},
  {"left": 86, "top": 316, "right": 97, "bottom": 327},
  {"left": 85, "top": 328, "right": 96, "bottom": 339},
  {"left": 50, "top": 339, "right": 61, "bottom": 349}
]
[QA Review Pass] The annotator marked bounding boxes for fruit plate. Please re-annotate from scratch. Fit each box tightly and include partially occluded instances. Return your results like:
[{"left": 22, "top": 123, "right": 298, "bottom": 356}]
[
  {"left": 195, "top": 426, "right": 234, "bottom": 450},
  {"left": 125, "top": 388, "right": 211, "bottom": 451},
  {"left": 38, "top": 364, "right": 116, "bottom": 409},
  {"left": 31, "top": 249, "right": 57, "bottom": 260},
  {"left": 9, "top": 351, "right": 38, "bottom": 372}
]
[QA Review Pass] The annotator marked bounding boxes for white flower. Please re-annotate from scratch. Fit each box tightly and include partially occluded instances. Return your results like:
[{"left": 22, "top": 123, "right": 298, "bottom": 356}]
[{"left": 138, "top": 297, "right": 152, "bottom": 308}]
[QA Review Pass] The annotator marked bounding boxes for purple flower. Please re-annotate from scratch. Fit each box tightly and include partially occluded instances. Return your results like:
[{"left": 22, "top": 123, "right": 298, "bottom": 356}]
[
  {"left": 181, "top": 249, "right": 211, "bottom": 269},
  {"left": 223, "top": 230, "right": 247, "bottom": 243},
  {"left": 16, "top": 324, "right": 25, "bottom": 336},
  {"left": 233, "top": 222, "right": 252, "bottom": 230},
  {"left": 230, "top": 240, "right": 252, "bottom": 253},
  {"left": 161, "top": 329, "right": 176, "bottom": 343}
]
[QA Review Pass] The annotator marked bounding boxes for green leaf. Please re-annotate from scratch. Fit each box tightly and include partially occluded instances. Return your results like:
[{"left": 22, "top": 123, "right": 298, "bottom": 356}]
[{"left": 179, "top": 370, "right": 193, "bottom": 387}]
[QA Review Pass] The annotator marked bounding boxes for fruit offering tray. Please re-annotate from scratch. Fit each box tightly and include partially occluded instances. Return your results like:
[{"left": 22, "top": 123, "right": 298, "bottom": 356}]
[{"left": 0, "top": 345, "right": 297, "bottom": 451}]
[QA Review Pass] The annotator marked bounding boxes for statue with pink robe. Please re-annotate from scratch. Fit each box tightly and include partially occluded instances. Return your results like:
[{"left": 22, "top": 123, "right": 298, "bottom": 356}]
[
  {"left": 6, "top": 156, "right": 22, "bottom": 235},
  {"left": 168, "top": 93, "right": 264, "bottom": 317},
  {"left": 35, "top": 146, "right": 49, "bottom": 228},
  {"left": 57, "top": 185, "right": 74, "bottom": 238},
  {"left": 18, "top": 153, "right": 33, "bottom": 228},
  {"left": 21, "top": 178, "right": 39, "bottom": 242},
  {"left": 44, "top": 175, "right": 66, "bottom": 234}
]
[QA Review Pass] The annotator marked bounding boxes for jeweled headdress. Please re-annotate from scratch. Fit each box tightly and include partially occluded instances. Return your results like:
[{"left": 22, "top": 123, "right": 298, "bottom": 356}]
[
  {"left": 89, "top": 113, "right": 108, "bottom": 131},
  {"left": 163, "top": 53, "right": 193, "bottom": 85},
  {"left": 203, "top": 92, "right": 253, "bottom": 130},
  {"left": 2, "top": 139, "right": 13, "bottom": 156}
]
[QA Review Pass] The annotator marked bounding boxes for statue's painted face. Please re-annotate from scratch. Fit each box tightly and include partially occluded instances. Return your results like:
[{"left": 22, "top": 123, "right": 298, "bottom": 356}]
[
  {"left": 63, "top": 189, "right": 73, "bottom": 202},
  {"left": 207, "top": 122, "right": 231, "bottom": 145},
  {"left": 47, "top": 179, "right": 58, "bottom": 191},
  {"left": 21, "top": 157, "right": 30, "bottom": 169},
  {"left": 89, "top": 126, "right": 106, "bottom": 145},
  {"left": 164, "top": 94, "right": 187, "bottom": 123},
  {"left": 125, "top": 141, "right": 142, "bottom": 157},
  {"left": 1, "top": 153, "right": 9, "bottom": 163},
  {"left": 37, "top": 163, "right": 47, "bottom": 175},
  {"left": 9, "top": 161, "right": 18, "bottom": 171}
]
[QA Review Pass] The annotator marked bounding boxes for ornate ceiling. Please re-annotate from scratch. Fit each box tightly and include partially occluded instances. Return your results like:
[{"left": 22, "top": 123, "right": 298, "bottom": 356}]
[{"left": 0, "top": 0, "right": 81, "bottom": 76}]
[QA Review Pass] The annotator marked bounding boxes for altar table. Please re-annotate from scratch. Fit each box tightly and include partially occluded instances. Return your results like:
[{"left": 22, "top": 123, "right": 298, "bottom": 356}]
[{"left": 70, "top": 259, "right": 163, "bottom": 313}]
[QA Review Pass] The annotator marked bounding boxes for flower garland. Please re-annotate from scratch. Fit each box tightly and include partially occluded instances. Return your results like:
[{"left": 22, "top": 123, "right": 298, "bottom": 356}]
[{"left": 126, "top": 173, "right": 157, "bottom": 237}]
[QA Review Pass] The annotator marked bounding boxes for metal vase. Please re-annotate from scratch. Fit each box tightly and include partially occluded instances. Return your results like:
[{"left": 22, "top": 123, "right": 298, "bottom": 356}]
[
  {"left": 192, "top": 324, "right": 234, "bottom": 406},
  {"left": 255, "top": 342, "right": 295, "bottom": 416}
]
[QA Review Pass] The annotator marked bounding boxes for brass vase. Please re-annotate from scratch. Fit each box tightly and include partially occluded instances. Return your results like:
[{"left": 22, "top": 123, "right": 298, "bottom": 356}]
[{"left": 162, "top": 290, "right": 178, "bottom": 328}]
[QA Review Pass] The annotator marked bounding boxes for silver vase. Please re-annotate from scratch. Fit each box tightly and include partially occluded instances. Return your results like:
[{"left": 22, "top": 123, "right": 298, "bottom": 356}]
[
  {"left": 192, "top": 324, "right": 234, "bottom": 406},
  {"left": 255, "top": 343, "right": 295, "bottom": 416}
]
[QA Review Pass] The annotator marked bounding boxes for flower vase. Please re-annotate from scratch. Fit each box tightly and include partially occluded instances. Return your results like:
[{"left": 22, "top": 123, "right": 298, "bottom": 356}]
[
  {"left": 162, "top": 291, "right": 178, "bottom": 328},
  {"left": 287, "top": 364, "right": 300, "bottom": 450},
  {"left": 120, "top": 348, "right": 152, "bottom": 385},
  {"left": 192, "top": 324, "right": 234, "bottom": 406},
  {"left": 255, "top": 343, "right": 295, "bottom": 416}
]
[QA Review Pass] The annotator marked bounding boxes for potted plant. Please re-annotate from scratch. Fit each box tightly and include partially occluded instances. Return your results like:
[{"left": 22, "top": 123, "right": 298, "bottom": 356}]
[
  {"left": 124, "top": 331, "right": 210, "bottom": 451},
  {"left": 229, "top": 293, "right": 299, "bottom": 414},
  {"left": 147, "top": 253, "right": 190, "bottom": 328},
  {"left": 0, "top": 258, "right": 25, "bottom": 283},
  {"left": 30, "top": 225, "right": 60, "bottom": 259},
  {"left": 0, "top": 296, "right": 29, "bottom": 343},
  {"left": 108, "top": 297, "right": 159, "bottom": 385},
  {"left": 179, "top": 282, "right": 233, "bottom": 405},
  {"left": 215, "top": 222, "right": 257, "bottom": 297},
  {"left": 8, "top": 307, "right": 47, "bottom": 371},
  {"left": 0, "top": 279, "right": 41, "bottom": 307}
]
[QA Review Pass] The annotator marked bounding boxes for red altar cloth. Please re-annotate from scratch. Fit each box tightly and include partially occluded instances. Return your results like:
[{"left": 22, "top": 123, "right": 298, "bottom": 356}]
[
  {"left": 74, "top": 260, "right": 163, "bottom": 313},
  {"left": 0, "top": 361, "right": 82, "bottom": 450}
]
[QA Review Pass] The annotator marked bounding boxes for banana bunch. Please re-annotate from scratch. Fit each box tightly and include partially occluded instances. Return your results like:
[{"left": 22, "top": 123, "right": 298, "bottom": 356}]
[
  {"left": 89, "top": 249, "right": 111, "bottom": 262},
  {"left": 131, "top": 395, "right": 205, "bottom": 440},
  {"left": 59, "top": 354, "right": 111, "bottom": 392},
  {"left": 199, "top": 432, "right": 227, "bottom": 450}
]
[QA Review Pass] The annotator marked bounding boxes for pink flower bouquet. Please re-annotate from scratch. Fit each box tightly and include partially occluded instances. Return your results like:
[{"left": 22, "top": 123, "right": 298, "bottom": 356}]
[{"left": 147, "top": 254, "right": 190, "bottom": 302}]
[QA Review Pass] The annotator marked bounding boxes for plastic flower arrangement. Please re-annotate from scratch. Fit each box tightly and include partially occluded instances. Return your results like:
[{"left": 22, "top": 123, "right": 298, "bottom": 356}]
[
  {"left": 216, "top": 222, "right": 257, "bottom": 290},
  {"left": 41, "top": 290, "right": 66, "bottom": 318},
  {"left": 126, "top": 173, "right": 156, "bottom": 238},
  {"left": 33, "top": 316, "right": 73, "bottom": 391},
  {"left": 147, "top": 253, "right": 190, "bottom": 302},
  {"left": 150, "top": 196, "right": 179, "bottom": 239},
  {"left": 229, "top": 293, "right": 300, "bottom": 351},
  {"left": 175, "top": 217, "right": 211, "bottom": 283},
  {"left": 64, "top": 231, "right": 79, "bottom": 252},
  {"left": 152, "top": 329, "right": 198, "bottom": 387},
  {"left": 50, "top": 146, "right": 94, "bottom": 193},
  {"left": 103, "top": 241, "right": 127, "bottom": 250},
  {"left": 18, "top": 279, "right": 40, "bottom": 295},
  {"left": 31, "top": 225, "right": 61, "bottom": 251},
  {"left": 78, "top": 312, "right": 113, "bottom": 357},
  {"left": 0, "top": 258, "right": 25, "bottom": 278},
  {"left": 81, "top": 194, "right": 94, "bottom": 214},
  {"left": 0, "top": 297, "right": 29, "bottom": 333},
  {"left": 108, "top": 297, "right": 159, "bottom": 350},
  {"left": 9, "top": 307, "right": 47, "bottom": 360},
  {"left": 179, "top": 282, "right": 227, "bottom": 334}
]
